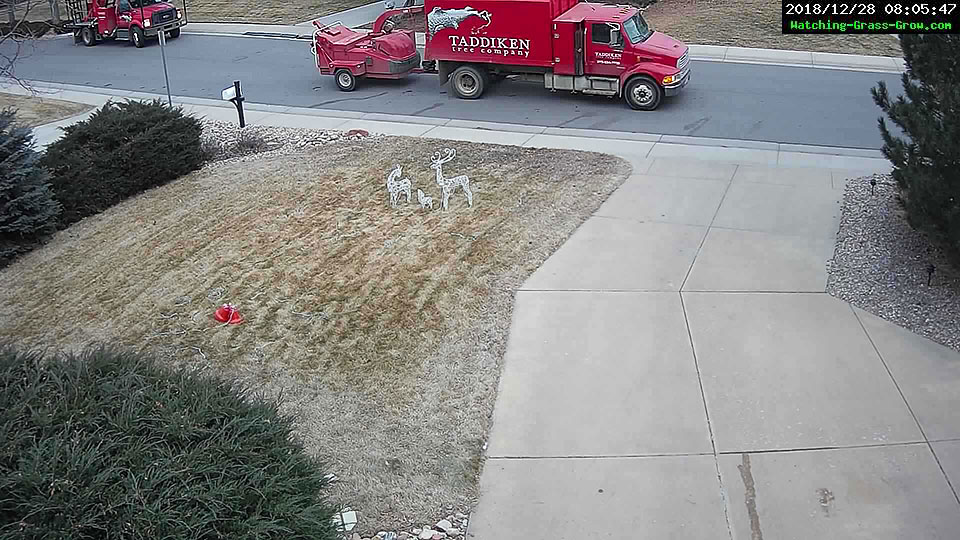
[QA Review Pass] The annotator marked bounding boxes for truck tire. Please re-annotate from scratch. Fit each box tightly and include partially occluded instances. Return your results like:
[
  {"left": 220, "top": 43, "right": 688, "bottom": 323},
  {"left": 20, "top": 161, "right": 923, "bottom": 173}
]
[
  {"left": 131, "top": 26, "right": 145, "bottom": 48},
  {"left": 334, "top": 69, "right": 357, "bottom": 92},
  {"left": 81, "top": 26, "right": 96, "bottom": 47},
  {"left": 624, "top": 76, "right": 662, "bottom": 111},
  {"left": 169, "top": 28, "right": 181, "bottom": 38},
  {"left": 450, "top": 65, "right": 486, "bottom": 100}
]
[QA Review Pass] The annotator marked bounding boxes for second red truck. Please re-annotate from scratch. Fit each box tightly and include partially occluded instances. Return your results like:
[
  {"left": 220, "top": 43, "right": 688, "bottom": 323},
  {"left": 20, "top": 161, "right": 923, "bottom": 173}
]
[{"left": 313, "top": 0, "right": 689, "bottom": 110}]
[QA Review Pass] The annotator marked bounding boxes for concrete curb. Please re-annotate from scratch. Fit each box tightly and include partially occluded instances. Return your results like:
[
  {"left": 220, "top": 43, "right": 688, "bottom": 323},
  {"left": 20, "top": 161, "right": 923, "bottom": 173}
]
[
  {"left": 184, "top": 22, "right": 905, "bottom": 73},
  {"left": 6, "top": 79, "right": 890, "bottom": 171}
]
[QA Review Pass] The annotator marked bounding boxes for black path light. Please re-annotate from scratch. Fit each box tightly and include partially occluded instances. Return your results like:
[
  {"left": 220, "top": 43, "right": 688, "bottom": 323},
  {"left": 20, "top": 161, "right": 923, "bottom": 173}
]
[
  {"left": 221, "top": 80, "right": 246, "bottom": 128},
  {"left": 927, "top": 264, "right": 936, "bottom": 286},
  {"left": 870, "top": 176, "right": 877, "bottom": 195}
]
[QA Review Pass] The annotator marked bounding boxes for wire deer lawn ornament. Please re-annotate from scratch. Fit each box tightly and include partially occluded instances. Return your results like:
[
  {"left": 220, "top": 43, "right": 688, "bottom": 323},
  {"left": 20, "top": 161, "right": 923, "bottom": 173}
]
[
  {"left": 417, "top": 188, "right": 434, "bottom": 209},
  {"left": 430, "top": 149, "right": 473, "bottom": 211},
  {"left": 386, "top": 164, "right": 412, "bottom": 207}
]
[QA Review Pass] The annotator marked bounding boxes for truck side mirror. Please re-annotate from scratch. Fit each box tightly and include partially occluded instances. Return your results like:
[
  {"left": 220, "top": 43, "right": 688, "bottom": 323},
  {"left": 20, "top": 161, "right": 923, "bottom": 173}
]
[{"left": 610, "top": 28, "right": 622, "bottom": 47}]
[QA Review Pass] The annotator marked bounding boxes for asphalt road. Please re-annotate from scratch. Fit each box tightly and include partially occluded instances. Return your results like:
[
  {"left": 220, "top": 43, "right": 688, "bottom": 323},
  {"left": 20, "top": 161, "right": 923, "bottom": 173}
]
[{"left": 8, "top": 33, "right": 903, "bottom": 149}]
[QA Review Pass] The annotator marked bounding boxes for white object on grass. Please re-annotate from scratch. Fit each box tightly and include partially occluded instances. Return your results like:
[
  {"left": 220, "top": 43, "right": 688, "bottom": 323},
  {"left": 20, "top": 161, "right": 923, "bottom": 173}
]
[
  {"left": 386, "top": 164, "right": 412, "bottom": 207},
  {"left": 417, "top": 188, "right": 434, "bottom": 210},
  {"left": 430, "top": 148, "right": 473, "bottom": 211},
  {"left": 332, "top": 507, "right": 358, "bottom": 532}
]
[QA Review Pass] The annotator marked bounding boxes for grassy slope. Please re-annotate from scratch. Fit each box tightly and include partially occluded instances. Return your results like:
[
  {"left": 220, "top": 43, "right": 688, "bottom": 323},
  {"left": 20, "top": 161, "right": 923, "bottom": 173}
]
[
  {"left": 0, "top": 92, "right": 92, "bottom": 128},
  {"left": 0, "top": 135, "right": 631, "bottom": 533}
]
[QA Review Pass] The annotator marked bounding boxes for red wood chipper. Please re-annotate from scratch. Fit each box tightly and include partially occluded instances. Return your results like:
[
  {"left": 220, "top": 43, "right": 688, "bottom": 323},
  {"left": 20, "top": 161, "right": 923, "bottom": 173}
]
[{"left": 311, "top": 7, "right": 427, "bottom": 92}]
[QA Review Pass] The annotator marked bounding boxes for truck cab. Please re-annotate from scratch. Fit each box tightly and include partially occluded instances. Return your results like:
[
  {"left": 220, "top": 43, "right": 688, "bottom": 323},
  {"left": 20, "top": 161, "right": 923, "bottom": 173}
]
[
  {"left": 572, "top": 6, "right": 690, "bottom": 110},
  {"left": 550, "top": 4, "right": 689, "bottom": 109}
]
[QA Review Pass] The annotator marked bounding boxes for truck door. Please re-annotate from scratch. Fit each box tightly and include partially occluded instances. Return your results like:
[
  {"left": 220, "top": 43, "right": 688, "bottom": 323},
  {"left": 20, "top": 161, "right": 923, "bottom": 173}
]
[
  {"left": 573, "top": 24, "right": 584, "bottom": 76},
  {"left": 115, "top": 0, "right": 132, "bottom": 29},
  {"left": 96, "top": 0, "right": 118, "bottom": 34},
  {"left": 585, "top": 22, "right": 624, "bottom": 77}
]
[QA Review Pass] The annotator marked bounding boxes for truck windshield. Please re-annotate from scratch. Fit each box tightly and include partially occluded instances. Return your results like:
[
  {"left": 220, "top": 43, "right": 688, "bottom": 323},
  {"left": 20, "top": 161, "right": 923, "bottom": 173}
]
[
  {"left": 129, "top": 0, "right": 163, "bottom": 7},
  {"left": 623, "top": 14, "right": 652, "bottom": 43}
]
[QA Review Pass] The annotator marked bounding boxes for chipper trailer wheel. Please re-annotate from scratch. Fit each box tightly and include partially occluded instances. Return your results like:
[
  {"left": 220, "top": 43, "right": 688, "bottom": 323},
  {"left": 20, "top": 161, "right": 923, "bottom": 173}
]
[
  {"left": 81, "top": 26, "right": 96, "bottom": 47},
  {"left": 334, "top": 69, "right": 357, "bottom": 92}
]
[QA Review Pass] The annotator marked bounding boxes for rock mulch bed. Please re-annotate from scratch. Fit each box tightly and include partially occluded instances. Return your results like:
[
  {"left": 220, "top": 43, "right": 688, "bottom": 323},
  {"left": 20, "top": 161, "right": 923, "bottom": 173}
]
[
  {"left": 348, "top": 513, "right": 470, "bottom": 540},
  {"left": 827, "top": 173, "right": 960, "bottom": 351},
  {"left": 199, "top": 120, "right": 375, "bottom": 166}
]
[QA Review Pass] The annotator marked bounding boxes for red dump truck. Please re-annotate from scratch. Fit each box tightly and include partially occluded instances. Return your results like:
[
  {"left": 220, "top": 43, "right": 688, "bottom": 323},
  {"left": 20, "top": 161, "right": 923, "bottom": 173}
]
[
  {"left": 313, "top": 0, "right": 689, "bottom": 110},
  {"left": 63, "top": 0, "right": 187, "bottom": 48}
]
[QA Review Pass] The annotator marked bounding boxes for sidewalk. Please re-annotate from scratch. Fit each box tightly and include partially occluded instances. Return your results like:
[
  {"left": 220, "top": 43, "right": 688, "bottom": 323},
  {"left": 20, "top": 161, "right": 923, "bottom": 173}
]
[
  {"left": 184, "top": 22, "right": 906, "bottom": 73},
  {"left": 17, "top": 80, "right": 960, "bottom": 540}
]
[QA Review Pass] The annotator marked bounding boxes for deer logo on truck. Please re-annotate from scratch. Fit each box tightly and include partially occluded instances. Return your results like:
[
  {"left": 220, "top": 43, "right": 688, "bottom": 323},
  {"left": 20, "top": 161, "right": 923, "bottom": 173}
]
[
  {"left": 427, "top": 6, "right": 491, "bottom": 37},
  {"left": 431, "top": 6, "right": 531, "bottom": 58}
]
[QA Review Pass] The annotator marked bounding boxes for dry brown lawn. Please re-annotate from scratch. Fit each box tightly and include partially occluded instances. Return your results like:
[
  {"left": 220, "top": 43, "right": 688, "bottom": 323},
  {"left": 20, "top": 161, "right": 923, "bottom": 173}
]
[
  {"left": 0, "top": 92, "right": 92, "bottom": 128},
  {"left": 643, "top": 0, "right": 901, "bottom": 56},
  {"left": 185, "top": 0, "right": 365, "bottom": 23},
  {"left": 0, "top": 135, "right": 630, "bottom": 533}
]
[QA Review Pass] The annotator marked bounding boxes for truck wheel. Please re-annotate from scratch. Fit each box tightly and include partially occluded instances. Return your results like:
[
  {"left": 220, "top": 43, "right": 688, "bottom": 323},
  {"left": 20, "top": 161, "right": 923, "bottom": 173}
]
[
  {"left": 624, "top": 76, "right": 662, "bottom": 111},
  {"left": 450, "top": 65, "right": 485, "bottom": 99},
  {"left": 334, "top": 69, "right": 357, "bottom": 92},
  {"left": 81, "top": 27, "right": 96, "bottom": 47},
  {"left": 131, "top": 26, "right": 145, "bottom": 48},
  {"left": 169, "top": 28, "right": 181, "bottom": 38}
]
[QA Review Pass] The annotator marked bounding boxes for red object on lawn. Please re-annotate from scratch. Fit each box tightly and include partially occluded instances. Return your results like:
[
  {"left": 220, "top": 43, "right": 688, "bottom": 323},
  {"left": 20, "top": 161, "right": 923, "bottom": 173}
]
[
  {"left": 346, "top": 129, "right": 369, "bottom": 137},
  {"left": 214, "top": 304, "right": 244, "bottom": 324}
]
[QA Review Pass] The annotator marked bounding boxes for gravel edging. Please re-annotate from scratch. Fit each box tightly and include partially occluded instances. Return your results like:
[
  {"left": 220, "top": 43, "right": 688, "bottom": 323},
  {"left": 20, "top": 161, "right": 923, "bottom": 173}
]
[
  {"left": 345, "top": 513, "right": 471, "bottom": 540},
  {"left": 827, "top": 173, "right": 960, "bottom": 351},
  {"left": 199, "top": 120, "right": 380, "bottom": 167}
]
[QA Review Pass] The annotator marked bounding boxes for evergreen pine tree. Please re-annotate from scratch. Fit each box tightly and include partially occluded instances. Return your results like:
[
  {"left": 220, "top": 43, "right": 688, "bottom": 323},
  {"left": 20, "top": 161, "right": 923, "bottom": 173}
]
[
  {"left": 0, "top": 108, "right": 61, "bottom": 267},
  {"left": 872, "top": 35, "right": 960, "bottom": 255}
]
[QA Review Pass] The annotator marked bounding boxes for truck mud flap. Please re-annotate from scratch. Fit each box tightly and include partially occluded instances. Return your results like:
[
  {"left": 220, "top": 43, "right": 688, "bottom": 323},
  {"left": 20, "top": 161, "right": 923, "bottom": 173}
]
[
  {"left": 438, "top": 61, "right": 453, "bottom": 86},
  {"left": 390, "top": 51, "right": 422, "bottom": 74}
]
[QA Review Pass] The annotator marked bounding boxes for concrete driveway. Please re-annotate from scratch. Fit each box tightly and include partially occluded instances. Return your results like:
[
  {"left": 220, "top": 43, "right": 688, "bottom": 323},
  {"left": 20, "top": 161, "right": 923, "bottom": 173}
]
[{"left": 469, "top": 148, "right": 960, "bottom": 539}]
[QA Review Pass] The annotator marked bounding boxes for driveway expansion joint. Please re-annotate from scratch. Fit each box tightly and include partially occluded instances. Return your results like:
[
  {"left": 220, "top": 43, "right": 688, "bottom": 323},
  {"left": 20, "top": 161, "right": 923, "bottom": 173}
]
[
  {"left": 851, "top": 305, "right": 960, "bottom": 508},
  {"left": 680, "top": 291, "right": 735, "bottom": 539}
]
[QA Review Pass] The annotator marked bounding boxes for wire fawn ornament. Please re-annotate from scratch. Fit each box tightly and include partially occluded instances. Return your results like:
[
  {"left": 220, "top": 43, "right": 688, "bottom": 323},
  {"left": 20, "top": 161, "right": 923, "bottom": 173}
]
[
  {"left": 430, "top": 148, "right": 473, "bottom": 211},
  {"left": 386, "top": 164, "right": 412, "bottom": 207},
  {"left": 417, "top": 188, "right": 434, "bottom": 209}
]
